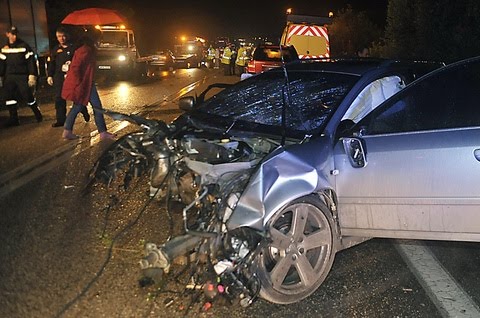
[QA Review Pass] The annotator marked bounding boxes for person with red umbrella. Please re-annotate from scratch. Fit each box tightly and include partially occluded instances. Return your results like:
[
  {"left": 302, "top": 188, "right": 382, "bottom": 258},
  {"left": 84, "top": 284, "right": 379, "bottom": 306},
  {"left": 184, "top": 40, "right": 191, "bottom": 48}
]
[
  {"left": 61, "top": 29, "right": 115, "bottom": 140},
  {"left": 61, "top": 8, "right": 126, "bottom": 26}
]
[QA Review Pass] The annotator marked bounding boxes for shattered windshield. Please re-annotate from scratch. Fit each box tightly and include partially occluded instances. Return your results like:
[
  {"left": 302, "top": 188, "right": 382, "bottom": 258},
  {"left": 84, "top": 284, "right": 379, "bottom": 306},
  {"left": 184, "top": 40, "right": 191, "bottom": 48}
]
[{"left": 196, "top": 71, "right": 358, "bottom": 134}]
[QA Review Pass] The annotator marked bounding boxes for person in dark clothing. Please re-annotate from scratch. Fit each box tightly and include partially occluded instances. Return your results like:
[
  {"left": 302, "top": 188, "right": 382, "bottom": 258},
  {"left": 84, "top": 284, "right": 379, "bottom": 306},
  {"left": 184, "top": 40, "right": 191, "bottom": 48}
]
[
  {"left": 47, "top": 26, "right": 89, "bottom": 127},
  {"left": 0, "top": 25, "right": 42, "bottom": 126},
  {"left": 229, "top": 44, "right": 237, "bottom": 76}
]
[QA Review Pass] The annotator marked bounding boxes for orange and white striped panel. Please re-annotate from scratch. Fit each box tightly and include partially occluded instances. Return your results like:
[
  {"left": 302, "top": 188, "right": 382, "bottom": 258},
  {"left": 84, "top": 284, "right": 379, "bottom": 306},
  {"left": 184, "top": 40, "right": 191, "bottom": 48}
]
[
  {"left": 287, "top": 25, "right": 330, "bottom": 58},
  {"left": 298, "top": 54, "right": 330, "bottom": 59}
]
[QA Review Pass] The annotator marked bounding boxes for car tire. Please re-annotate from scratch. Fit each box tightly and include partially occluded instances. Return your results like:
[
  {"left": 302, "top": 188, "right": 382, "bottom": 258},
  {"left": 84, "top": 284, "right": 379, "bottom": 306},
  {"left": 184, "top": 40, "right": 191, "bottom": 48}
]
[{"left": 253, "top": 195, "right": 337, "bottom": 304}]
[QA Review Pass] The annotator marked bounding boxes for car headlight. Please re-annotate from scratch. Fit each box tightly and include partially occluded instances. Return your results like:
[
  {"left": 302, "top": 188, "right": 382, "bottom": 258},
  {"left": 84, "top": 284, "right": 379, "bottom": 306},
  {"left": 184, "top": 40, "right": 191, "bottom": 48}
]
[{"left": 118, "top": 55, "right": 127, "bottom": 61}]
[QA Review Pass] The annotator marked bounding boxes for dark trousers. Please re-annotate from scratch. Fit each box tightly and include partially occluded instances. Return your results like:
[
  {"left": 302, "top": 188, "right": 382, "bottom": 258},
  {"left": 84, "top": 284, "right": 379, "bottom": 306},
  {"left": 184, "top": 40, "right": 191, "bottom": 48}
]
[
  {"left": 4, "top": 74, "right": 42, "bottom": 121},
  {"left": 4, "top": 74, "right": 35, "bottom": 104},
  {"left": 223, "top": 63, "right": 231, "bottom": 75}
]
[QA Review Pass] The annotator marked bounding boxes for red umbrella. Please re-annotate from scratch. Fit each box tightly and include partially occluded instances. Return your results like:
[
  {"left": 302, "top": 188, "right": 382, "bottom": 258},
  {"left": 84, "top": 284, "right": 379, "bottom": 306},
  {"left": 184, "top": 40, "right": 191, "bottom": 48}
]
[{"left": 62, "top": 8, "right": 126, "bottom": 25}]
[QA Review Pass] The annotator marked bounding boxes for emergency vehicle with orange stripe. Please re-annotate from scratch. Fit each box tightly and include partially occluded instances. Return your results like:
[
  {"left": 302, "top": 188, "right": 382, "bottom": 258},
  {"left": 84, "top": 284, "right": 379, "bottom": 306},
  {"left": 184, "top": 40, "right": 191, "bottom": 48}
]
[{"left": 281, "top": 14, "right": 332, "bottom": 59}]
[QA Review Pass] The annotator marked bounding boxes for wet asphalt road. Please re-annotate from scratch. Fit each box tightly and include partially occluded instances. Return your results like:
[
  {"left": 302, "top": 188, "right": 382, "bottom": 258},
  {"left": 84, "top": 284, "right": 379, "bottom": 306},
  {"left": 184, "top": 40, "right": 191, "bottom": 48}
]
[{"left": 0, "top": 67, "right": 479, "bottom": 318}]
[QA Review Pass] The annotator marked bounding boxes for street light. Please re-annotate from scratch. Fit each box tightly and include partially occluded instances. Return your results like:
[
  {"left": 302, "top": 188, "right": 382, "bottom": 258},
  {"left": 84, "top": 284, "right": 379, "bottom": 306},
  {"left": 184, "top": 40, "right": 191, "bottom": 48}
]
[
  {"left": 329, "top": 11, "right": 334, "bottom": 18},
  {"left": 286, "top": 8, "right": 292, "bottom": 15}
]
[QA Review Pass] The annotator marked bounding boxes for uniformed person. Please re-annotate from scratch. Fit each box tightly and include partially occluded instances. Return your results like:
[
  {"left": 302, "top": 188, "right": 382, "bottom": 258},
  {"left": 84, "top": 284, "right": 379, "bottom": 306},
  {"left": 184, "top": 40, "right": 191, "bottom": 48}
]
[
  {"left": 206, "top": 45, "right": 215, "bottom": 68},
  {"left": 47, "top": 26, "right": 89, "bottom": 127},
  {"left": 235, "top": 44, "right": 248, "bottom": 75},
  {"left": 229, "top": 44, "right": 237, "bottom": 76},
  {"left": 221, "top": 44, "right": 232, "bottom": 75},
  {"left": 0, "top": 26, "right": 42, "bottom": 126}
]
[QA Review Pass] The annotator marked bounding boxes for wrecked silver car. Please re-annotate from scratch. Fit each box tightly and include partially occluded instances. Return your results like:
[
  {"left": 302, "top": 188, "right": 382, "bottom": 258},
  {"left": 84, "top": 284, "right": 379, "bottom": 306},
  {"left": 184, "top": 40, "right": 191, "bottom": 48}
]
[{"left": 89, "top": 57, "right": 472, "bottom": 305}]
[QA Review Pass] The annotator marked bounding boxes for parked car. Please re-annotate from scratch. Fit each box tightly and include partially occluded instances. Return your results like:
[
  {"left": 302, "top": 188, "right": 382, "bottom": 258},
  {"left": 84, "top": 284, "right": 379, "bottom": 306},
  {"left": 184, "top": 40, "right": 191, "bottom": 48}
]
[
  {"left": 96, "top": 58, "right": 454, "bottom": 306},
  {"left": 146, "top": 49, "right": 175, "bottom": 76},
  {"left": 246, "top": 44, "right": 299, "bottom": 74}
]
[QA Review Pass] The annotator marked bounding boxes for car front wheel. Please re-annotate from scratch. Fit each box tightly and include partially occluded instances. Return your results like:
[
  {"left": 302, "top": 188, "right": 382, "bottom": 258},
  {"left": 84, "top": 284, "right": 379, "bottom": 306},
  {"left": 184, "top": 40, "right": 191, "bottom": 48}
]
[{"left": 254, "top": 196, "right": 337, "bottom": 304}]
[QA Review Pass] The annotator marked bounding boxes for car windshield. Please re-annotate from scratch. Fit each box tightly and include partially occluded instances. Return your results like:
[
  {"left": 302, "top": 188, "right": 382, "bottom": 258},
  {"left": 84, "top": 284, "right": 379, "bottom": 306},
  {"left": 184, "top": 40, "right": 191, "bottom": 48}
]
[{"left": 195, "top": 70, "right": 358, "bottom": 135}]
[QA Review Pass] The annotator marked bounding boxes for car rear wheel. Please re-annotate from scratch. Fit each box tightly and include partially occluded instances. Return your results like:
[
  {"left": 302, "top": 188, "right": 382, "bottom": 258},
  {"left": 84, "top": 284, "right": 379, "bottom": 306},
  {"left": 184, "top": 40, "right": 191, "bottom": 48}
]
[{"left": 254, "top": 196, "right": 337, "bottom": 304}]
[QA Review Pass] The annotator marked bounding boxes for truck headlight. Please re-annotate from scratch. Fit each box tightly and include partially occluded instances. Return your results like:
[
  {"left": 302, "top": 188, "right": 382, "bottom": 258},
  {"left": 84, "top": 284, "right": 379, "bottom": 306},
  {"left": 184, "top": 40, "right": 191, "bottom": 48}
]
[{"left": 118, "top": 55, "right": 127, "bottom": 61}]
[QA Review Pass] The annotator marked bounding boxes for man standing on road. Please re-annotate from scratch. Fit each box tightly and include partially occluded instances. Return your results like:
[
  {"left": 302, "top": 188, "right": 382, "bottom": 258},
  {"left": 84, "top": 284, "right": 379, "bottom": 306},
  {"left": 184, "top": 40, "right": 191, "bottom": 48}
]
[
  {"left": 48, "top": 26, "right": 89, "bottom": 127},
  {"left": 235, "top": 44, "right": 248, "bottom": 75},
  {"left": 221, "top": 44, "right": 232, "bottom": 75},
  {"left": 0, "top": 26, "right": 42, "bottom": 126},
  {"left": 229, "top": 44, "right": 237, "bottom": 76},
  {"left": 206, "top": 45, "right": 215, "bottom": 69}
]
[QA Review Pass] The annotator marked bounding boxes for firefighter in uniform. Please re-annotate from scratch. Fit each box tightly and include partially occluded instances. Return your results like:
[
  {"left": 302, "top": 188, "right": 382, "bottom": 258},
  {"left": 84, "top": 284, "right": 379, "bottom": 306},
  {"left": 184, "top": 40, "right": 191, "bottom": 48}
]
[
  {"left": 221, "top": 44, "right": 232, "bottom": 75},
  {"left": 47, "top": 26, "right": 89, "bottom": 127},
  {"left": 0, "top": 26, "right": 42, "bottom": 126}
]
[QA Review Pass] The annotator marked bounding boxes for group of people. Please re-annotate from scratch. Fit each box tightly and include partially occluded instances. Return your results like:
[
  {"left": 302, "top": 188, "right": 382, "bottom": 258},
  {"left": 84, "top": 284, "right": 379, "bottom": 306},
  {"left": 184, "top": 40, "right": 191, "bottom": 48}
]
[
  {"left": 220, "top": 43, "right": 249, "bottom": 76},
  {"left": 0, "top": 25, "right": 115, "bottom": 141}
]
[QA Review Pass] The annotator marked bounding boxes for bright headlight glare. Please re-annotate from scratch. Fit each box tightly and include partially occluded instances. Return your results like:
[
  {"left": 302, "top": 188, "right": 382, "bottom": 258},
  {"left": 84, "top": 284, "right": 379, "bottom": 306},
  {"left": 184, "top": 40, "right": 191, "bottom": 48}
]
[{"left": 118, "top": 55, "right": 127, "bottom": 61}]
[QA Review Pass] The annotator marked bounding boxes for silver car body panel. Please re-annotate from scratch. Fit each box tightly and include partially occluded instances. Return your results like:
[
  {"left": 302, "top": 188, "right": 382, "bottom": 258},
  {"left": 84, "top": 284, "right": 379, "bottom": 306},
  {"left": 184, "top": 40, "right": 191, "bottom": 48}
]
[
  {"left": 334, "top": 126, "right": 480, "bottom": 241},
  {"left": 227, "top": 136, "right": 335, "bottom": 231}
]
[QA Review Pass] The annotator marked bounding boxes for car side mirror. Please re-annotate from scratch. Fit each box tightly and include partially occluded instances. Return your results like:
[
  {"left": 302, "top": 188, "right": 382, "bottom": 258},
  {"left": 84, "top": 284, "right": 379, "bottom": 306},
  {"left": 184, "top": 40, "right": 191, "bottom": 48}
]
[
  {"left": 342, "top": 137, "right": 367, "bottom": 168},
  {"left": 179, "top": 96, "right": 195, "bottom": 111},
  {"left": 336, "top": 119, "right": 355, "bottom": 139}
]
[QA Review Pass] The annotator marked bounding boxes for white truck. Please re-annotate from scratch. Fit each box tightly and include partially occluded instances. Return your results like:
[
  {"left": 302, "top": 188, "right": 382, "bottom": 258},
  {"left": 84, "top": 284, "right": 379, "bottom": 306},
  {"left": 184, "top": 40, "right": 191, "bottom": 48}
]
[{"left": 95, "top": 25, "right": 148, "bottom": 80}]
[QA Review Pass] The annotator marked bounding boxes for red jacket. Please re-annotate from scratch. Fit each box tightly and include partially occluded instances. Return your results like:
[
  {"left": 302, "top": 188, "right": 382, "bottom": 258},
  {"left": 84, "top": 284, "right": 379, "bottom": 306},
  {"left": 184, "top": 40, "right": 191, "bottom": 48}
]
[{"left": 61, "top": 44, "right": 95, "bottom": 105}]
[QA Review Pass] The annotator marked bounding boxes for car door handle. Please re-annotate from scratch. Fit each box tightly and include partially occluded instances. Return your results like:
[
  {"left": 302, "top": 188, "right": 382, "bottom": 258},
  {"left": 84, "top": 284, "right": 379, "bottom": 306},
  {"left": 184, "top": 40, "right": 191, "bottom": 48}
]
[{"left": 474, "top": 149, "right": 480, "bottom": 161}]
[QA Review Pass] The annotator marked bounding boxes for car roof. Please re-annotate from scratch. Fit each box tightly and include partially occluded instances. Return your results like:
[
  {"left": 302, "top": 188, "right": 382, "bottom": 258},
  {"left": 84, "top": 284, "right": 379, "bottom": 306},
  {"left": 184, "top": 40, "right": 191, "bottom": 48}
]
[{"left": 273, "top": 58, "right": 442, "bottom": 77}]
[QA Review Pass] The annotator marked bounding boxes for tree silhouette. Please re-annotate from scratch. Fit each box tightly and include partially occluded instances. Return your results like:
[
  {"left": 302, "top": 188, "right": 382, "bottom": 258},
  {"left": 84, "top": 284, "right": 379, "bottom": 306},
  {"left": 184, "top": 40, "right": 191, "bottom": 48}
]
[
  {"left": 382, "top": 0, "right": 480, "bottom": 61},
  {"left": 329, "top": 5, "right": 382, "bottom": 57}
]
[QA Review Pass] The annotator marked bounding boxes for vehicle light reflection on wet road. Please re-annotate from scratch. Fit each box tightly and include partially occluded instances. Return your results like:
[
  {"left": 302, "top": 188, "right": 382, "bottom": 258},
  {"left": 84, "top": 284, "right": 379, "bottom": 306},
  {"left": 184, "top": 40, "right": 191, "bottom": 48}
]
[{"left": 116, "top": 82, "right": 131, "bottom": 99}]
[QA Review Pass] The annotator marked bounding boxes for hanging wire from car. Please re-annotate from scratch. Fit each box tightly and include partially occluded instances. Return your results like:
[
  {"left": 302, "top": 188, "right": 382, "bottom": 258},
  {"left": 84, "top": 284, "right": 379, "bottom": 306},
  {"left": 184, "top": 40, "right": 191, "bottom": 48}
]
[{"left": 54, "top": 162, "right": 174, "bottom": 318}]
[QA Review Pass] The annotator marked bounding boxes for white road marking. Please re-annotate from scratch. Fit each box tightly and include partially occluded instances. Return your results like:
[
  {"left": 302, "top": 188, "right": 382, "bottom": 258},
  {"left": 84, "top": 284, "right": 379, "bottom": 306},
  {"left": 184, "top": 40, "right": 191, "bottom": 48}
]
[
  {"left": 0, "top": 141, "right": 79, "bottom": 198},
  {"left": 396, "top": 240, "right": 480, "bottom": 317}
]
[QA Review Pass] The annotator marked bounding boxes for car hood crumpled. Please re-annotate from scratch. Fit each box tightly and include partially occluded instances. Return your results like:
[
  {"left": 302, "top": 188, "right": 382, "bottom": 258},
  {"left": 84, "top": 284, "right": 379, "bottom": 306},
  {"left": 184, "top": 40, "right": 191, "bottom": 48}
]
[{"left": 227, "top": 134, "right": 334, "bottom": 231}]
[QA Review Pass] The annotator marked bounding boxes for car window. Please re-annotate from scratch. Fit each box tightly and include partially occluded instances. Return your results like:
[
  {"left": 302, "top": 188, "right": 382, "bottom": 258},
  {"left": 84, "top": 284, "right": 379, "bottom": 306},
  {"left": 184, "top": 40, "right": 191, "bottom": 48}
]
[
  {"left": 361, "top": 60, "right": 480, "bottom": 134},
  {"left": 342, "top": 76, "right": 405, "bottom": 123},
  {"left": 196, "top": 71, "right": 358, "bottom": 134}
]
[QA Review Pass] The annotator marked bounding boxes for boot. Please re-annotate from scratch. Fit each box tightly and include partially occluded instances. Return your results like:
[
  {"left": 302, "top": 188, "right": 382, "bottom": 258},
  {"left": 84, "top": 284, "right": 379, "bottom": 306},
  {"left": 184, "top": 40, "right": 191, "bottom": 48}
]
[
  {"left": 62, "top": 129, "right": 79, "bottom": 140},
  {"left": 6, "top": 107, "right": 20, "bottom": 127},
  {"left": 29, "top": 102, "right": 43, "bottom": 122}
]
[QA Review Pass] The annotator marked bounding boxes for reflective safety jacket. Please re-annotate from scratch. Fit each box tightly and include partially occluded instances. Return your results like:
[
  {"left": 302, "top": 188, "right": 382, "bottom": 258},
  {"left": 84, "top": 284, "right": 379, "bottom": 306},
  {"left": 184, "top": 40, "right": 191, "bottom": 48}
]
[
  {"left": 221, "top": 47, "right": 232, "bottom": 65},
  {"left": 0, "top": 38, "right": 37, "bottom": 76},
  {"left": 235, "top": 47, "right": 249, "bottom": 66},
  {"left": 207, "top": 47, "right": 215, "bottom": 60}
]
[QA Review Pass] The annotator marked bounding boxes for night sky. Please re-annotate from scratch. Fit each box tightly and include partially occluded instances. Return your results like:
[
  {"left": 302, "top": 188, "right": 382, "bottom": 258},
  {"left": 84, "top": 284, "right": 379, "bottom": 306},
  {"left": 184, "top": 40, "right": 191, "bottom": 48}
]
[{"left": 49, "top": 0, "right": 389, "bottom": 53}]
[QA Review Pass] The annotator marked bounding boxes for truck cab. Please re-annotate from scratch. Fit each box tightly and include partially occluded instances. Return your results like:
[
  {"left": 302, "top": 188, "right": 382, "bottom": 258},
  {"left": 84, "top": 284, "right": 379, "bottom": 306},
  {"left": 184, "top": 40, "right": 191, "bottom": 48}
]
[{"left": 95, "top": 25, "right": 140, "bottom": 78}]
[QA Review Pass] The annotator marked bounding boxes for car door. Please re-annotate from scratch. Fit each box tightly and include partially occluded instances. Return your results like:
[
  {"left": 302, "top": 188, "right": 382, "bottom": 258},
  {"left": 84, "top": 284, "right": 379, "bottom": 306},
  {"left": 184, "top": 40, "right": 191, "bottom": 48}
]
[{"left": 333, "top": 58, "right": 480, "bottom": 242}]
